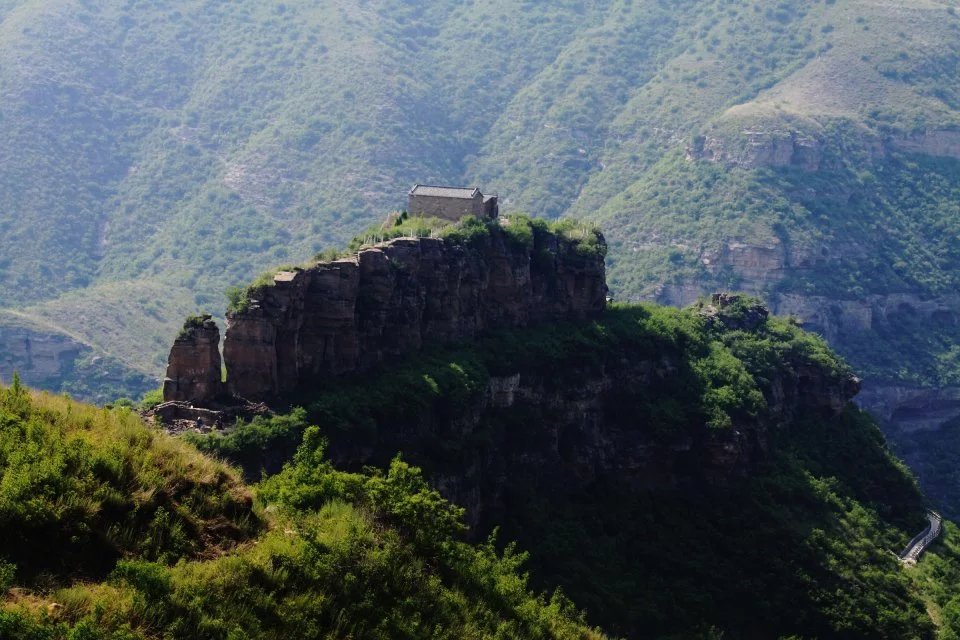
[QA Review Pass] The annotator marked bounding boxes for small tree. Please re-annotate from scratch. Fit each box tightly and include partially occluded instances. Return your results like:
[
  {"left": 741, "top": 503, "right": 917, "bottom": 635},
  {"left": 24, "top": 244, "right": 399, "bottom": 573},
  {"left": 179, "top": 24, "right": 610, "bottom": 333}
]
[{"left": 1, "top": 372, "right": 30, "bottom": 417}]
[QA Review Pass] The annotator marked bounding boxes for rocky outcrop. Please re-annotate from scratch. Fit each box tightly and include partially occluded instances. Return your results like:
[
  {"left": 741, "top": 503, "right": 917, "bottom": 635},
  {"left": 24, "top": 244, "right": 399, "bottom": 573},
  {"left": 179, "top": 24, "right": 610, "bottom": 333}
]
[
  {"left": 857, "top": 383, "right": 960, "bottom": 433},
  {"left": 0, "top": 325, "right": 84, "bottom": 388},
  {"left": 316, "top": 320, "right": 859, "bottom": 529},
  {"left": 653, "top": 239, "right": 819, "bottom": 307},
  {"left": 165, "top": 224, "right": 607, "bottom": 403},
  {"left": 150, "top": 399, "right": 270, "bottom": 435},
  {"left": 891, "top": 130, "right": 960, "bottom": 160},
  {"left": 0, "top": 319, "right": 156, "bottom": 403},
  {"left": 699, "top": 293, "right": 770, "bottom": 331},
  {"left": 689, "top": 126, "right": 960, "bottom": 171},
  {"left": 688, "top": 130, "right": 824, "bottom": 170},
  {"left": 162, "top": 315, "right": 224, "bottom": 404}
]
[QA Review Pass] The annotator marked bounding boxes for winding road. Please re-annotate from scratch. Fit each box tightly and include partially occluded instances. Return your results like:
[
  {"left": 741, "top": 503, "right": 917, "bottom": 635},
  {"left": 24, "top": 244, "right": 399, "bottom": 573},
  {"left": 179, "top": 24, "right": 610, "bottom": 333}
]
[{"left": 900, "top": 511, "right": 943, "bottom": 565}]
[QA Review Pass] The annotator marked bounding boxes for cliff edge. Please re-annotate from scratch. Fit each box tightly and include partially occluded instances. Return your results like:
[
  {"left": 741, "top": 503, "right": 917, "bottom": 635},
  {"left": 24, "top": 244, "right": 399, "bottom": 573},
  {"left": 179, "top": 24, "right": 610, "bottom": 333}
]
[{"left": 163, "top": 217, "right": 607, "bottom": 404}]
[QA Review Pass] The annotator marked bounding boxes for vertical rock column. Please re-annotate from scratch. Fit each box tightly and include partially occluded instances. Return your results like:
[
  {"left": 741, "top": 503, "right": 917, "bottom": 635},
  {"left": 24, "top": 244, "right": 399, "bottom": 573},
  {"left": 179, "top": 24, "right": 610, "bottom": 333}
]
[{"left": 162, "top": 315, "right": 224, "bottom": 403}]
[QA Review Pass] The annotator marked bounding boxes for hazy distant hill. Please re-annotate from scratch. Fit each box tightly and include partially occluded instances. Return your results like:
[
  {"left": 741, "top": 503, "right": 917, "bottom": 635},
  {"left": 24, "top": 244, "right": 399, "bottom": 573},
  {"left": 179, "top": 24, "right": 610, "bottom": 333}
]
[{"left": 3, "top": 0, "right": 960, "bottom": 499}]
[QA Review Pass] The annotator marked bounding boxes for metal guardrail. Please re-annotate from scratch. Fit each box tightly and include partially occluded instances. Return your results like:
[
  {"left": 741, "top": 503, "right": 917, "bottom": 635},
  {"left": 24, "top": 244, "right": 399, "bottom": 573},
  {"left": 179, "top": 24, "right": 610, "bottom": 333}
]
[{"left": 900, "top": 511, "right": 943, "bottom": 565}]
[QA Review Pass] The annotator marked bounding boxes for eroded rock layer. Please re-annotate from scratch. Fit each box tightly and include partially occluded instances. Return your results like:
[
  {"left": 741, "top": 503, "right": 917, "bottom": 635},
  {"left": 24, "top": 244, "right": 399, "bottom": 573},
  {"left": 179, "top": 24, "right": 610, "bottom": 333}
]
[
  {"left": 166, "top": 225, "right": 607, "bottom": 403},
  {"left": 162, "top": 315, "right": 223, "bottom": 403}
]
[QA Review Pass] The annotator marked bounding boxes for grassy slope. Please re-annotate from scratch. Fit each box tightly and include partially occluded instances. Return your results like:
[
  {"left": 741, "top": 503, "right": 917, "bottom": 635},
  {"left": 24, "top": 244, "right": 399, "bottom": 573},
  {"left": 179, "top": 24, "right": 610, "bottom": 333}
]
[
  {"left": 0, "top": 379, "right": 258, "bottom": 581},
  {"left": 3, "top": 303, "right": 960, "bottom": 636},
  {"left": 0, "top": 378, "right": 604, "bottom": 640},
  {"left": 914, "top": 521, "right": 960, "bottom": 638}
]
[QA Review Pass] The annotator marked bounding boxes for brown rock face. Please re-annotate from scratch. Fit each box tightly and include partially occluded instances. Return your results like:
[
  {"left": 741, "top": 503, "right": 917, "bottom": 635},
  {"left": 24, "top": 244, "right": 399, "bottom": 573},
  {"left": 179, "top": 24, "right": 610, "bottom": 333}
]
[
  {"left": 220, "top": 225, "right": 606, "bottom": 401},
  {"left": 162, "top": 315, "right": 224, "bottom": 403},
  {"left": 688, "top": 130, "right": 824, "bottom": 171}
]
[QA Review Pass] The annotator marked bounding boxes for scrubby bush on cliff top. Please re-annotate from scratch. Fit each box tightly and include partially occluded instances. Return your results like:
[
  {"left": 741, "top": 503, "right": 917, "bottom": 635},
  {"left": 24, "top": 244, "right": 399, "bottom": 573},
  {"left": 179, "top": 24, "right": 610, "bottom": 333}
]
[
  {"left": 344, "top": 213, "right": 605, "bottom": 259},
  {"left": 0, "top": 376, "right": 604, "bottom": 640}
]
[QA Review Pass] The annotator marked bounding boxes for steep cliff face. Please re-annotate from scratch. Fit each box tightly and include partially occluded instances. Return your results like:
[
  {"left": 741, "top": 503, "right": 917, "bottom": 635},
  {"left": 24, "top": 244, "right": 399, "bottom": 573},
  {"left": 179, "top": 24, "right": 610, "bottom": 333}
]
[
  {"left": 162, "top": 315, "right": 223, "bottom": 404},
  {"left": 688, "top": 128, "right": 825, "bottom": 171},
  {"left": 165, "top": 222, "right": 607, "bottom": 403},
  {"left": 688, "top": 125, "right": 960, "bottom": 172}
]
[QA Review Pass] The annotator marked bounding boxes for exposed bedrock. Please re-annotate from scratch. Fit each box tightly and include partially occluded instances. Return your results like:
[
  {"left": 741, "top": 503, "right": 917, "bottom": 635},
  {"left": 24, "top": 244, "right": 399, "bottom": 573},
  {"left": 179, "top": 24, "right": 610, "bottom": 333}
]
[
  {"left": 162, "top": 315, "right": 224, "bottom": 404},
  {"left": 0, "top": 326, "right": 84, "bottom": 388},
  {"left": 165, "top": 225, "right": 607, "bottom": 403},
  {"left": 0, "top": 320, "right": 157, "bottom": 403},
  {"left": 688, "top": 126, "right": 960, "bottom": 171}
]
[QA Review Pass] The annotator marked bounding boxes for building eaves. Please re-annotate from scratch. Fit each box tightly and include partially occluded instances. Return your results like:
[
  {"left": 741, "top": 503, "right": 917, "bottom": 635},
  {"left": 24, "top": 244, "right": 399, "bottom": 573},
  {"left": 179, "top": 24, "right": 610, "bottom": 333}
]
[{"left": 409, "top": 184, "right": 481, "bottom": 199}]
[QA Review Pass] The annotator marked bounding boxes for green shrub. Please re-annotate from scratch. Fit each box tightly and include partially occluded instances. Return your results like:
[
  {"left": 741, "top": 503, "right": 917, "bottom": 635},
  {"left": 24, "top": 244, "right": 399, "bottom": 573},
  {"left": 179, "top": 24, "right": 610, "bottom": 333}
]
[
  {"left": 137, "top": 387, "right": 164, "bottom": 411},
  {"left": 177, "top": 314, "right": 210, "bottom": 339},
  {"left": 0, "top": 560, "right": 14, "bottom": 592}
]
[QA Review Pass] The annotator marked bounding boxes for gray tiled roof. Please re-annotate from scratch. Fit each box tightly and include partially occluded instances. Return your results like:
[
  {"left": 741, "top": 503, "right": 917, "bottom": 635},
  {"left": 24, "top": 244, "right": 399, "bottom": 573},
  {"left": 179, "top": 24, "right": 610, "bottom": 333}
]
[{"left": 409, "top": 184, "right": 480, "bottom": 199}]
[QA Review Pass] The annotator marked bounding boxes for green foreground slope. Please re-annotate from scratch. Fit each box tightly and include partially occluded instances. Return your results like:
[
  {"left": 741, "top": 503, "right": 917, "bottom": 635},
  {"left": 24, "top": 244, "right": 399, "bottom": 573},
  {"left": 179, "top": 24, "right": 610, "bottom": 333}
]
[
  {"left": 0, "top": 379, "right": 604, "bottom": 640},
  {"left": 4, "top": 302, "right": 960, "bottom": 637}
]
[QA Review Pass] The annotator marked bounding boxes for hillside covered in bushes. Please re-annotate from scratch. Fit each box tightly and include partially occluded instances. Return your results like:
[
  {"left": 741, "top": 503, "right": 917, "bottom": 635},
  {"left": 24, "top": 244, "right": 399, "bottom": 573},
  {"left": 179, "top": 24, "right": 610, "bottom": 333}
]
[
  {"left": 5, "top": 297, "right": 960, "bottom": 637},
  {"left": 0, "top": 379, "right": 605, "bottom": 640},
  {"left": 185, "top": 298, "right": 960, "bottom": 638}
]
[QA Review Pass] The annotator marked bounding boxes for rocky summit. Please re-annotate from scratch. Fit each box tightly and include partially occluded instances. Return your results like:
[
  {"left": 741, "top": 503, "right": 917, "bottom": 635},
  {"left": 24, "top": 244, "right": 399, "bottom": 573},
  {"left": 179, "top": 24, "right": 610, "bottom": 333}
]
[{"left": 164, "top": 220, "right": 607, "bottom": 404}]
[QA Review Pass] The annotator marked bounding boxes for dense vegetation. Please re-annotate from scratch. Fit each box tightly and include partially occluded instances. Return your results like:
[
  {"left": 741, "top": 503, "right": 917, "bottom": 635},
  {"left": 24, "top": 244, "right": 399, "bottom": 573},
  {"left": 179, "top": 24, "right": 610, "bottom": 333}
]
[
  {"left": 5, "top": 301, "right": 960, "bottom": 636},
  {"left": 0, "top": 374, "right": 258, "bottom": 581},
  {"left": 511, "top": 404, "right": 932, "bottom": 637},
  {"left": 0, "top": 379, "right": 604, "bottom": 639},
  {"left": 184, "top": 302, "right": 959, "bottom": 638}
]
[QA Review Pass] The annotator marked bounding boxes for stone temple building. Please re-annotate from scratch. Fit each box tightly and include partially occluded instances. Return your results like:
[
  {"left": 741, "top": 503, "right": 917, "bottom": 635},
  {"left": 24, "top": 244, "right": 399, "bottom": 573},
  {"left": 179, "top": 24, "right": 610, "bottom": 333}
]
[{"left": 407, "top": 185, "right": 499, "bottom": 222}]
